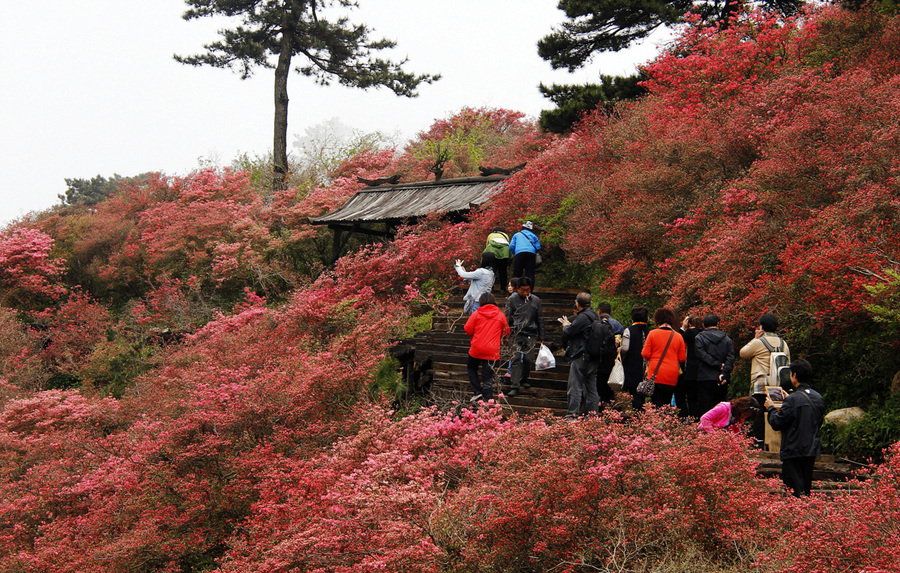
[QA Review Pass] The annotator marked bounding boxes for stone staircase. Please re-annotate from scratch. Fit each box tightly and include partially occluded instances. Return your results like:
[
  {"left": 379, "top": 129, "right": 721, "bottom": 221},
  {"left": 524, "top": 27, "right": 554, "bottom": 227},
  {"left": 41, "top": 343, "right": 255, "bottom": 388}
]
[{"left": 395, "top": 287, "right": 581, "bottom": 416}]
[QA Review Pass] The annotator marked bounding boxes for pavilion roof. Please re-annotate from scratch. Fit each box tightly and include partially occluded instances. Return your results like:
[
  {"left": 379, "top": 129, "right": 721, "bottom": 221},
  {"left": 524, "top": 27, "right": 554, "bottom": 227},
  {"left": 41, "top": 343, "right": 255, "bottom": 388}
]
[{"left": 308, "top": 175, "right": 507, "bottom": 225}]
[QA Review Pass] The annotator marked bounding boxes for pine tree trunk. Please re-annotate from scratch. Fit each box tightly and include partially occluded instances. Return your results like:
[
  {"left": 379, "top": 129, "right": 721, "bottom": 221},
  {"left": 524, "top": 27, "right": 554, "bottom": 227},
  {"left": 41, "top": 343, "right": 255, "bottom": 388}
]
[{"left": 273, "top": 26, "right": 292, "bottom": 192}]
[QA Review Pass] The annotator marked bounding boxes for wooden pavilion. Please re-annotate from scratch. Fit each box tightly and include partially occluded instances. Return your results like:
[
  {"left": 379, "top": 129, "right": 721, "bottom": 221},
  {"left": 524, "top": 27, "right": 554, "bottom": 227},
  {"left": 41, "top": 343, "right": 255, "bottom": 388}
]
[{"left": 308, "top": 174, "right": 508, "bottom": 262}]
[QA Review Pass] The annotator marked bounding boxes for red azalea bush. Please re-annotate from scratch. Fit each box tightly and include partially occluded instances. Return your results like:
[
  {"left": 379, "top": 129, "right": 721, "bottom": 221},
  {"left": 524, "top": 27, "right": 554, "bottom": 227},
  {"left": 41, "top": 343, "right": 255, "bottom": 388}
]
[
  {"left": 758, "top": 442, "right": 900, "bottom": 573},
  {"left": 392, "top": 107, "right": 554, "bottom": 181},
  {"left": 0, "top": 227, "right": 66, "bottom": 308},
  {"left": 0, "top": 308, "right": 45, "bottom": 389},
  {"left": 216, "top": 406, "right": 775, "bottom": 573},
  {"left": 480, "top": 6, "right": 900, "bottom": 333},
  {"left": 0, "top": 277, "right": 415, "bottom": 572}
]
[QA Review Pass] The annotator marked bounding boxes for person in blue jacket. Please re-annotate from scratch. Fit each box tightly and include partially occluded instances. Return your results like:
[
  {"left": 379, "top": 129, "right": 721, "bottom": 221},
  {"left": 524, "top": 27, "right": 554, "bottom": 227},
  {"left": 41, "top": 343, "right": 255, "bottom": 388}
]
[{"left": 509, "top": 221, "right": 541, "bottom": 287}]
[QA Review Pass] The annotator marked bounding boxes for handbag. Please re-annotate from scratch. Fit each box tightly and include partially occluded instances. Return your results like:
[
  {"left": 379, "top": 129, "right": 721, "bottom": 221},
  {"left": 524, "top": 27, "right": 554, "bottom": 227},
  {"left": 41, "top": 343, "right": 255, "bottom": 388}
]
[
  {"left": 535, "top": 252, "right": 543, "bottom": 266},
  {"left": 607, "top": 355, "right": 625, "bottom": 392},
  {"left": 636, "top": 330, "right": 675, "bottom": 397}
]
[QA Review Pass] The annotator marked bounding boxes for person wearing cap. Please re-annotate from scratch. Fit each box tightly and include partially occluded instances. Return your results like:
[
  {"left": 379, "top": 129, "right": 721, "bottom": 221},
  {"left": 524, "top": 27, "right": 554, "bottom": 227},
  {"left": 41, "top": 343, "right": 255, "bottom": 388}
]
[
  {"left": 509, "top": 221, "right": 541, "bottom": 288},
  {"left": 695, "top": 313, "right": 736, "bottom": 416}
]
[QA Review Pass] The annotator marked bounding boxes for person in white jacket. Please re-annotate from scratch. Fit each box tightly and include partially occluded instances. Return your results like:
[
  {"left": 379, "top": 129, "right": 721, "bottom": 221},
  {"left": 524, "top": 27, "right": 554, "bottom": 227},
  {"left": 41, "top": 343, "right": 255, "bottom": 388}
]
[{"left": 454, "top": 253, "right": 496, "bottom": 315}]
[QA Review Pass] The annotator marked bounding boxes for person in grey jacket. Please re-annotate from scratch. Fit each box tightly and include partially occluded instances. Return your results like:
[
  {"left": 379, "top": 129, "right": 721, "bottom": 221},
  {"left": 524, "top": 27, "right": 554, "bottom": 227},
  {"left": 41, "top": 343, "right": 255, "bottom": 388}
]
[
  {"left": 764, "top": 359, "right": 826, "bottom": 497},
  {"left": 503, "top": 277, "right": 545, "bottom": 397},
  {"left": 694, "top": 314, "right": 736, "bottom": 415},
  {"left": 454, "top": 252, "right": 496, "bottom": 315},
  {"left": 560, "top": 292, "right": 600, "bottom": 417}
]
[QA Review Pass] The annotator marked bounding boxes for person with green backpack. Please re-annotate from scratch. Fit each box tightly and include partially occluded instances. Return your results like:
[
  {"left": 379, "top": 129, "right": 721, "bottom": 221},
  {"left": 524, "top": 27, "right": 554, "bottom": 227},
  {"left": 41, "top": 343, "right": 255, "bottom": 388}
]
[
  {"left": 740, "top": 313, "right": 791, "bottom": 444},
  {"left": 483, "top": 227, "right": 511, "bottom": 292}
]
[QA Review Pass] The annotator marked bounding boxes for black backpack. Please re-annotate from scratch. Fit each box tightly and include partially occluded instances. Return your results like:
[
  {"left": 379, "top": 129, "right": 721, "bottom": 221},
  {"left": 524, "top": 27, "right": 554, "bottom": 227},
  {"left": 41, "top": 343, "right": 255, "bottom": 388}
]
[{"left": 586, "top": 315, "right": 615, "bottom": 360}]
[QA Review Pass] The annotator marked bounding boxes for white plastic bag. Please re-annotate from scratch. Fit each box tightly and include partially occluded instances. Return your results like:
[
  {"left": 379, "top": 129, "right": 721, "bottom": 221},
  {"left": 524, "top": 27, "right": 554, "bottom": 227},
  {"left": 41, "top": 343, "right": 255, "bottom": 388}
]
[
  {"left": 535, "top": 343, "right": 556, "bottom": 371},
  {"left": 607, "top": 355, "right": 625, "bottom": 392}
]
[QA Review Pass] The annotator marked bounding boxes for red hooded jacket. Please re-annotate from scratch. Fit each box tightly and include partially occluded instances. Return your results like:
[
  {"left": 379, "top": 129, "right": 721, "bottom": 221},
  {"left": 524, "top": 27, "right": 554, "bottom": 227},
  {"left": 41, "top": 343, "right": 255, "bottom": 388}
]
[{"left": 464, "top": 303, "right": 510, "bottom": 360}]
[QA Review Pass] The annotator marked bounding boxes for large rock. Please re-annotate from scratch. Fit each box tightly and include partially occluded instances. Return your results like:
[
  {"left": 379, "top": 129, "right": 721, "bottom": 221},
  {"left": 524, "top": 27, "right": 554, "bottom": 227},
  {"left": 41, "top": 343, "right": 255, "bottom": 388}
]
[{"left": 824, "top": 407, "right": 866, "bottom": 427}]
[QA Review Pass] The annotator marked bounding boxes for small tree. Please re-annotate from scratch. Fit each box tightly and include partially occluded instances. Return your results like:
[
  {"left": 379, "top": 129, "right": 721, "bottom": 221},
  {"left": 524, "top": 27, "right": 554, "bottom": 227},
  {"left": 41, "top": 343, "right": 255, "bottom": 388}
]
[
  {"left": 59, "top": 175, "right": 120, "bottom": 207},
  {"left": 538, "top": 74, "right": 646, "bottom": 133},
  {"left": 176, "top": 0, "right": 439, "bottom": 191},
  {"left": 58, "top": 173, "right": 150, "bottom": 207}
]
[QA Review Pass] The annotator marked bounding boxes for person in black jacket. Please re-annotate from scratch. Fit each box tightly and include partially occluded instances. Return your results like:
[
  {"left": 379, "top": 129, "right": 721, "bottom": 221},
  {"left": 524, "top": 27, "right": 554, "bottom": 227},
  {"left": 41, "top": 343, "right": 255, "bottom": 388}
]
[
  {"left": 503, "top": 277, "right": 545, "bottom": 397},
  {"left": 694, "top": 314, "right": 736, "bottom": 415},
  {"left": 560, "top": 292, "right": 600, "bottom": 418},
  {"left": 764, "top": 359, "right": 826, "bottom": 497},
  {"left": 675, "top": 315, "right": 704, "bottom": 418},
  {"left": 619, "top": 304, "right": 650, "bottom": 411}
]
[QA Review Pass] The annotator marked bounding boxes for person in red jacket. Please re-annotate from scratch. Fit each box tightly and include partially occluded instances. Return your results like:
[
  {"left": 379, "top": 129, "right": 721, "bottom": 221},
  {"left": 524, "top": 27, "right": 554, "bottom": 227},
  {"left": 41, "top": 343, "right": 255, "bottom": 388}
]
[
  {"left": 464, "top": 292, "right": 510, "bottom": 402},
  {"left": 641, "top": 307, "right": 687, "bottom": 408}
]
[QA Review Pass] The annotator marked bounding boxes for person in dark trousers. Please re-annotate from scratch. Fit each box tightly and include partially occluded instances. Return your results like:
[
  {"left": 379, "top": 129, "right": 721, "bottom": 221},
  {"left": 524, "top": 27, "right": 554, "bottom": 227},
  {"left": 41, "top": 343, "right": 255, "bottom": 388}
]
[
  {"left": 560, "top": 292, "right": 601, "bottom": 418},
  {"left": 484, "top": 228, "right": 511, "bottom": 292},
  {"left": 764, "top": 359, "right": 826, "bottom": 497},
  {"left": 463, "top": 292, "right": 510, "bottom": 402},
  {"left": 641, "top": 307, "right": 687, "bottom": 409},
  {"left": 620, "top": 304, "right": 651, "bottom": 411},
  {"left": 509, "top": 221, "right": 541, "bottom": 288},
  {"left": 675, "top": 315, "right": 703, "bottom": 418},
  {"left": 694, "top": 314, "right": 736, "bottom": 416},
  {"left": 503, "top": 277, "right": 545, "bottom": 397},
  {"left": 595, "top": 301, "right": 622, "bottom": 408},
  {"left": 741, "top": 313, "right": 791, "bottom": 444}
]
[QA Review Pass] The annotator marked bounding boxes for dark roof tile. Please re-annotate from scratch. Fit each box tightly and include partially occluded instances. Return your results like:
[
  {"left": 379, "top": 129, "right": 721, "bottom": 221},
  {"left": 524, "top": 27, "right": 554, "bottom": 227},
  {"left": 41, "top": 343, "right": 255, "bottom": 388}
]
[{"left": 309, "top": 176, "right": 507, "bottom": 225}]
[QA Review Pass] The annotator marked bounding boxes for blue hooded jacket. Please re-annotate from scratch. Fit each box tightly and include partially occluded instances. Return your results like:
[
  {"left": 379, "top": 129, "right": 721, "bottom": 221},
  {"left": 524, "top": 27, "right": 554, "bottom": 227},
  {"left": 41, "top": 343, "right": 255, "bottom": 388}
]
[{"left": 509, "top": 229, "right": 541, "bottom": 255}]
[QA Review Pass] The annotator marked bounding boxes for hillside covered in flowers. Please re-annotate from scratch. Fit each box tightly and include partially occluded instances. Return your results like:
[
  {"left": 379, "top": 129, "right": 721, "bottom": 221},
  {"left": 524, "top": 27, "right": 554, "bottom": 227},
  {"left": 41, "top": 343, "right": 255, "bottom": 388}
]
[{"left": 1, "top": 4, "right": 899, "bottom": 571}]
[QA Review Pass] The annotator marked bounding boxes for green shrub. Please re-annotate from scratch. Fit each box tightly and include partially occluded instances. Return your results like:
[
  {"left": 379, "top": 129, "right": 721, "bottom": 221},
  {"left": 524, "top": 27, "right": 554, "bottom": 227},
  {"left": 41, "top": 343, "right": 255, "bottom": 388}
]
[
  {"left": 44, "top": 372, "right": 81, "bottom": 390},
  {"left": 822, "top": 392, "right": 900, "bottom": 462}
]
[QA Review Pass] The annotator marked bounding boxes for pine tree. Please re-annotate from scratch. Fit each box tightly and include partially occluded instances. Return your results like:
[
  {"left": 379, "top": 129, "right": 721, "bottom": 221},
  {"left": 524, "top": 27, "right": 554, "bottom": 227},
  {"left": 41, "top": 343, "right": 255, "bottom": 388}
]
[{"left": 176, "top": 0, "right": 439, "bottom": 191}]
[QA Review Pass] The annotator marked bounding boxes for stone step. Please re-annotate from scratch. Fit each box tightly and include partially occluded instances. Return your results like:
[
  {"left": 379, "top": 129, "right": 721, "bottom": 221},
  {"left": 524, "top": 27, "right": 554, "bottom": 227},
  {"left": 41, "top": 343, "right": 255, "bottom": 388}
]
[
  {"left": 751, "top": 452, "right": 862, "bottom": 494},
  {"left": 433, "top": 361, "right": 570, "bottom": 383},
  {"left": 429, "top": 381, "right": 568, "bottom": 417}
]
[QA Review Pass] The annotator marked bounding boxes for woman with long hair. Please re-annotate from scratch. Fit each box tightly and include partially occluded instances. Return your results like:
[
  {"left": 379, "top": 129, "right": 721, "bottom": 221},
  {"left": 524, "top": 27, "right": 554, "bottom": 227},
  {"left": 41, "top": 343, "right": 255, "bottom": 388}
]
[{"left": 698, "top": 396, "right": 761, "bottom": 433}]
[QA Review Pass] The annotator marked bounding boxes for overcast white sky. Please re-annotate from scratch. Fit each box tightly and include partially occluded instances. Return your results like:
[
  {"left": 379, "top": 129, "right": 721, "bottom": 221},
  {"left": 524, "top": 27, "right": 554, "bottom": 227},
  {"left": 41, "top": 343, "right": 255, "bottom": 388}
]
[{"left": 0, "top": 0, "right": 671, "bottom": 226}]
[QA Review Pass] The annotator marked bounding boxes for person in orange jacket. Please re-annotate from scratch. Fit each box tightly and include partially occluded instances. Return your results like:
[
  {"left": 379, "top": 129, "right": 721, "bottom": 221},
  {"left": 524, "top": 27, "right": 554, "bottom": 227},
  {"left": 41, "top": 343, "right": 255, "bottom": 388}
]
[{"left": 641, "top": 307, "right": 687, "bottom": 408}]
